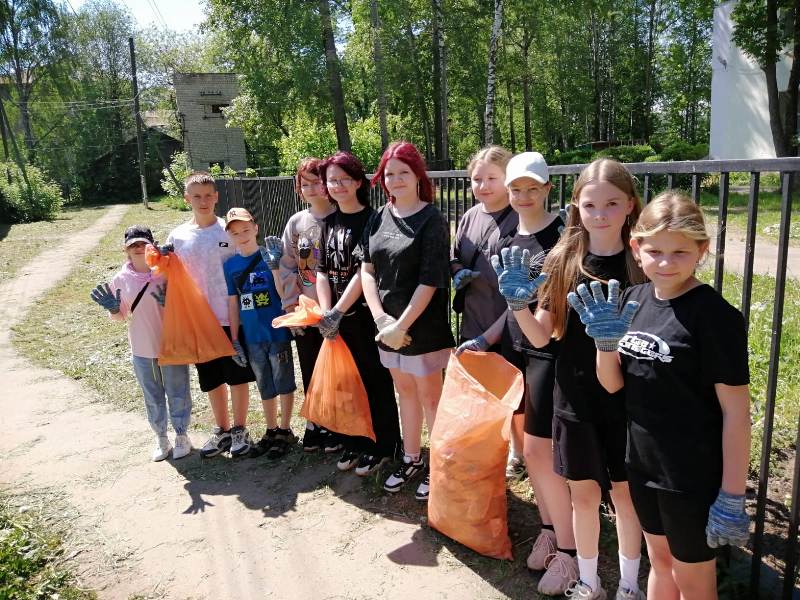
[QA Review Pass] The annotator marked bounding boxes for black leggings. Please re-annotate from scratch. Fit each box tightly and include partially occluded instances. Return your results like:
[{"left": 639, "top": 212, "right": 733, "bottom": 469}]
[{"left": 337, "top": 309, "right": 402, "bottom": 458}]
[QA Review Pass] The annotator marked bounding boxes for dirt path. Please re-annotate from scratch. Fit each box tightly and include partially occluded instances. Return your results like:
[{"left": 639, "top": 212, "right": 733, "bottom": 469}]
[
  {"left": 712, "top": 226, "right": 800, "bottom": 278},
  {"left": 0, "top": 205, "right": 512, "bottom": 599}
]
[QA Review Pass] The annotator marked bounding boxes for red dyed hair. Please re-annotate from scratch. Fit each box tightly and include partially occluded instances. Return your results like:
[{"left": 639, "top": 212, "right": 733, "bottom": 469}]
[
  {"left": 294, "top": 157, "right": 322, "bottom": 194},
  {"left": 371, "top": 141, "right": 433, "bottom": 203},
  {"left": 320, "top": 151, "right": 370, "bottom": 206}
]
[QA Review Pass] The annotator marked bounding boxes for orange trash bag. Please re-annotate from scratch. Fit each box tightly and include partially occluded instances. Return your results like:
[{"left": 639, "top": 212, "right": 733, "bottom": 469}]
[
  {"left": 272, "top": 296, "right": 375, "bottom": 441},
  {"left": 428, "top": 350, "right": 524, "bottom": 560},
  {"left": 145, "top": 245, "right": 235, "bottom": 365}
]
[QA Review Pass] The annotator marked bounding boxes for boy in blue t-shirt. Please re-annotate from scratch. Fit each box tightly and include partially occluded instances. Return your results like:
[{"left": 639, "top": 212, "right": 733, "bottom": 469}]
[{"left": 224, "top": 207, "right": 298, "bottom": 459}]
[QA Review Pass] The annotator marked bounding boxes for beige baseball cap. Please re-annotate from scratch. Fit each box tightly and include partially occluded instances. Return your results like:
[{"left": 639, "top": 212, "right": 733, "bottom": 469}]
[{"left": 225, "top": 207, "right": 255, "bottom": 230}]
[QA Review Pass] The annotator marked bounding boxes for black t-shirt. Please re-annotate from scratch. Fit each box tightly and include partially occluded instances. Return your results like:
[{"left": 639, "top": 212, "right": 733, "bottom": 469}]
[
  {"left": 500, "top": 216, "right": 564, "bottom": 370},
  {"left": 317, "top": 206, "right": 375, "bottom": 313},
  {"left": 619, "top": 282, "right": 750, "bottom": 495},
  {"left": 363, "top": 203, "right": 455, "bottom": 355},
  {"left": 554, "top": 250, "right": 630, "bottom": 423}
]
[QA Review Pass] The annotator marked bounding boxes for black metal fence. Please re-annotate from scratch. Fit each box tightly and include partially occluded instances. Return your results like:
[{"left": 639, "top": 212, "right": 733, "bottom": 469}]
[{"left": 217, "top": 157, "right": 799, "bottom": 598}]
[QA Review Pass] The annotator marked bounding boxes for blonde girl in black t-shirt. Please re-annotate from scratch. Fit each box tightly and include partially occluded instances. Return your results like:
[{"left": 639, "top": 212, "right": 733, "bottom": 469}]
[
  {"left": 572, "top": 192, "right": 751, "bottom": 599},
  {"left": 492, "top": 158, "right": 646, "bottom": 599}
]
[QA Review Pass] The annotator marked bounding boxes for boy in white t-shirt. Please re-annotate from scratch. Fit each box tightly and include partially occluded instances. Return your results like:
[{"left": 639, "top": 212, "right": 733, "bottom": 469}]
[{"left": 161, "top": 171, "right": 256, "bottom": 458}]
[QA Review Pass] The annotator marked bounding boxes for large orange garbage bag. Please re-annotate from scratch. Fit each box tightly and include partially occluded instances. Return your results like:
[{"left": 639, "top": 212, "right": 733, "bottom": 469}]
[
  {"left": 272, "top": 296, "right": 375, "bottom": 441},
  {"left": 428, "top": 350, "right": 524, "bottom": 560},
  {"left": 145, "top": 245, "right": 235, "bottom": 365}
]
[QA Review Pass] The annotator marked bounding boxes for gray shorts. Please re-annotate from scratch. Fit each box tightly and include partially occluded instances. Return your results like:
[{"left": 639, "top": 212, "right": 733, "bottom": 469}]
[
  {"left": 246, "top": 340, "right": 297, "bottom": 399},
  {"left": 378, "top": 348, "right": 452, "bottom": 377}
]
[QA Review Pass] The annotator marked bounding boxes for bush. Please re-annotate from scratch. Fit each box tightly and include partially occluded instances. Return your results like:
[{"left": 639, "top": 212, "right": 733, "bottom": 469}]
[
  {"left": 161, "top": 151, "right": 191, "bottom": 198},
  {"left": 659, "top": 141, "right": 708, "bottom": 162},
  {"left": 0, "top": 161, "right": 64, "bottom": 223},
  {"left": 548, "top": 149, "right": 593, "bottom": 166},
  {"left": 595, "top": 144, "right": 656, "bottom": 163}
]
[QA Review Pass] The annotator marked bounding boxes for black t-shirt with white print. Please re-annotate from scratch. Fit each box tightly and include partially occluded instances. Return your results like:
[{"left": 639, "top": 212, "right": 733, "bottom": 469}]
[
  {"left": 363, "top": 203, "right": 455, "bottom": 356},
  {"left": 554, "top": 250, "right": 630, "bottom": 423},
  {"left": 501, "top": 216, "right": 564, "bottom": 370},
  {"left": 619, "top": 282, "right": 750, "bottom": 495},
  {"left": 317, "top": 206, "right": 374, "bottom": 314}
]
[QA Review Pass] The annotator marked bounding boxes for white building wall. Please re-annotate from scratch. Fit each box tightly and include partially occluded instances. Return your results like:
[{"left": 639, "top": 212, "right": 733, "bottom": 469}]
[
  {"left": 174, "top": 73, "right": 247, "bottom": 172},
  {"left": 710, "top": 1, "right": 791, "bottom": 159}
]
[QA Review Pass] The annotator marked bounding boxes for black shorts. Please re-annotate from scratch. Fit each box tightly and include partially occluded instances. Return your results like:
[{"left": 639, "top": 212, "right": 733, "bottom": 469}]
[
  {"left": 195, "top": 326, "right": 256, "bottom": 393},
  {"left": 523, "top": 353, "right": 556, "bottom": 437},
  {"left": 628, "top": 471, "right": 717, "bottom": 563},
  {"left": 552, "top": 415, "right": 627, "bottom": 490}
]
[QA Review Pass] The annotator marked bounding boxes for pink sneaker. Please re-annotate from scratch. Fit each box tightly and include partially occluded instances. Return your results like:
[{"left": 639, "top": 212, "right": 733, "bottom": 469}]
[
  {"left": 527, "top": 529, "right": 557, "bottom": 571},
  {"left": 538, "top": 550, "right": 579, "bottom": 595}
]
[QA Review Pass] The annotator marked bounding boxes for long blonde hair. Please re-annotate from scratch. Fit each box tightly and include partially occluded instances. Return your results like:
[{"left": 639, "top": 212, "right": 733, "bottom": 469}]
[
  {"left": 539, "top": 158, "right": 645, "bottom": 339},
  {"left": 632, "top": 190, "right": 710, "bottom": 245},
  {"left": 466, "top": 145, "right": 512, "bottom": 176}
]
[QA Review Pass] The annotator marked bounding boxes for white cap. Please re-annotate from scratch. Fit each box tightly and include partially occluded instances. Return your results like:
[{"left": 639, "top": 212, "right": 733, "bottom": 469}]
[{"left": 505, "top": 152, "right": 549, "bottom": 186}]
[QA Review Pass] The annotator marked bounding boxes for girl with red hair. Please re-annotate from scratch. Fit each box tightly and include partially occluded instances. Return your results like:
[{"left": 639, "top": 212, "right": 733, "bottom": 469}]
[{"left": 362, "top": 141, "right": 455, "bottom": 501}]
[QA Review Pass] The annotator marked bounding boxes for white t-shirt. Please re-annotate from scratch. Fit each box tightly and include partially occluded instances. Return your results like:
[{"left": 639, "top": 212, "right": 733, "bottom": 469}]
[{"left": 166, "top": 218, "right": 234, "bottom": 325}]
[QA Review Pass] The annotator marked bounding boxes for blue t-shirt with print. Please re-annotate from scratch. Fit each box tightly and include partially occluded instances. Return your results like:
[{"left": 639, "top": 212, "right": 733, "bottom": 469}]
[{"left": 223, "top": 250, "right": 290, "bottom": 345}]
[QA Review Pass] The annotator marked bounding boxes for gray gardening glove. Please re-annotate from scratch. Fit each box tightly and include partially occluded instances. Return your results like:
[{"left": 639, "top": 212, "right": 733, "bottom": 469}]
[
  {"left": 491, "top": 246, "right": 548, "bottom": 311},
  {"left": 262, "top": 236, "right": 284, "bottom": 270},
  {"left": 374, "top": 313, "right": 411, "bottom": 348},
  {"left": 455, "top": 335, "right": 489, "bottom": 356},
  {"left": 231, "top": 340, "right": 248, "bottom": 368},
  {"left": 706, "top": 490, "right": 750, "bottom": 548},
  {"left": 150, "top": 283, "right": 167, "bottom": 307},
  {"left": 567, "top": 279, "right": 639, "bottom": 352},
  {"left": 558, "top": 206, "right": 571, "bottom": 235},
  {"left": 452, "top": 268, "right": 480, "bottom": 291},
  {"left": 158, "top": 243, "right": 174, "bottom": 256},
  {"left": 90, "top": 283, "right": 121, "bottom": 314},
  {"left": 317, "top": 308, "right": 344, "bottom": 339}
]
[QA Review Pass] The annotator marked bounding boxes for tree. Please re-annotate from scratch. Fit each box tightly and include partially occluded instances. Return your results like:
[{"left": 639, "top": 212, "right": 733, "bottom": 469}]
[
  {"left": 733, "top": 0, "right": 800, "bottom": 156},
  {"left": 431, "top": 0, "right": 449, "bottom": 164},
  {"left": 484, "top": 0, "right": 503, "bottom": 144},
  {"left": 319, "top": 0, "right": 351, "bottom": 151},
  {"left": 369, "top": 0, "right": 388, "bottom": 150}
]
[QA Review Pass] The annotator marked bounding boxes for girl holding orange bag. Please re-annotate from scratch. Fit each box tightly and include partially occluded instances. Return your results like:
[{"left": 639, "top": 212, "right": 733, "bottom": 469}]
[
  {"left": 362, "top": 141, "right": 455, "bottom": 501},
  {"left": 315, "top": 151, "right": 402, "bottom": 476}
]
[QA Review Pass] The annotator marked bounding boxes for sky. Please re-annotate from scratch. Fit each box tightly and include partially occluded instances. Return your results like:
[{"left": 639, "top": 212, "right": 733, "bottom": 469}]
[{"left": 68, "top": 0, "right": 207, "bottom": 32}]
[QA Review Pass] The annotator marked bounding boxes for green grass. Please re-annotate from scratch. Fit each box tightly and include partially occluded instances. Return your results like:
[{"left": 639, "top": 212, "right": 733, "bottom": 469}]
[
  {"left": 0, "top": 205, "right": 112, "bottom": 282},
  {"left": 0, "top": 493, "right": 94, "bottom": 600},
  {"left": 699, "top": 190, "right": 800, "bottom": 247}
]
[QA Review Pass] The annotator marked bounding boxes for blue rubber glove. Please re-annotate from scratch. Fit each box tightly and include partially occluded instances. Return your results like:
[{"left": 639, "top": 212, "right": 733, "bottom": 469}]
[
  {"left": 452, "top": 268, "right": 480, "bottom": 291},
  {"left": 706, "top": 490, "right": 750, "bottom": 548},
  {"left": 455, "top": 335, "right": 489, "bottom": 356},
  {"left": 150, "top": 283, "right": 167, "bottom": 307},
  {"left": 262, "top": 236, "right": 284, "bottom": 270},
  {"left": 318, "top": 308, "right": 344, "bottom": 339},
  {"left": 490, "top": 246, "right": 548, "bottom": 311},
  {"left": 231, "top": 340, "right": 248, "bottom": 368},
  {"left": 566, "top": 279, "right": 639, "bottom": 352},
  {"left": 158, "top": 243, "right": 174, "bottom": 256},
  {"left": 90, "top": 283, "right": 121, "bottom": 314}
]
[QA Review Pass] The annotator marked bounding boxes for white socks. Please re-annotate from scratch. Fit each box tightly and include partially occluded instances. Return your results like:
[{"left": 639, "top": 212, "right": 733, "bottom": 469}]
[
  {"left": 405, "top": 452, "right": 421, "bottom": 463},
  {"left": 619, "top": 552, "right": 641, "bottom": 592},
  {"left": 577, "top": 554, "right": 599, "bottom": 591}
]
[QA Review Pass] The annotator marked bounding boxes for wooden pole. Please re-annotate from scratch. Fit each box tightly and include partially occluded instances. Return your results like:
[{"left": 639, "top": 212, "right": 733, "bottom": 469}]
[{"left": 129, "top": 37, "right": 148, "bottom": 208}]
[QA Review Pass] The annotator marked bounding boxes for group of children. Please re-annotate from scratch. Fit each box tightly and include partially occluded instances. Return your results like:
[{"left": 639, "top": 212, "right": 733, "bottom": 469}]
[{"left": 91, "top": 140, "right": 751, "bottom": 600}]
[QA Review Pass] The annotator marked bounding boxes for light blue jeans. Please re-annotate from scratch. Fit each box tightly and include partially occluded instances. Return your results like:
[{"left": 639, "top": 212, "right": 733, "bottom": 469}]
[{"left": 131, "top": 356, "right": 191, "bottom": 435}]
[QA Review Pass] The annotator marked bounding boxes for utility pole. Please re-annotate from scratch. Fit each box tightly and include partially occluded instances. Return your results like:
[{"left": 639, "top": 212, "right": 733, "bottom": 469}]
[{"left": 129, "top": 37, "right": 148, "bottom": 209}]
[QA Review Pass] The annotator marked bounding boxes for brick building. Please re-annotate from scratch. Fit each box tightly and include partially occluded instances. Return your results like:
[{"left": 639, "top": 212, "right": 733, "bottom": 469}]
[{"left": 174, "top": 73, "right": 247, "bottom": 172}]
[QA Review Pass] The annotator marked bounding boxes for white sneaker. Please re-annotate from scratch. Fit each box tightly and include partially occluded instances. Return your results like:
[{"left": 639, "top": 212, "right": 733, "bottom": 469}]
[
  {"left": 152, "top": 435, "right": 172, "bottom": 462},
  {"left": 565, "top": 578, "right": 607, "bottom": 600},
  {"left": 506, "top": 455, "right": 526, "bottom": 479},
  {"left": 173, "top": 434, "right": 192, "bottom": 460},
  {"left": 615, "top": 585, "right": 645, "bottom": 600},
  {"left": 229, "top": 425, "right": 252, "bottom": 457},
  {"left": 527, "top": 529, "right": 557, "bottom": 570}
]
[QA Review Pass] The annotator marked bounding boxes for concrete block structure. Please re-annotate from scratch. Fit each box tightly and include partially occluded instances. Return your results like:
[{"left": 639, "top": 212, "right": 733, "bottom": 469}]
[{"left": 174, "top": 73, "right": 247, "bottom": 172}]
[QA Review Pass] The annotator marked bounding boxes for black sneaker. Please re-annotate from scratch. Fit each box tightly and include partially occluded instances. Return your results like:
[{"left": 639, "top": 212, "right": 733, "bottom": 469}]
[
  {"left": 249, "top": 427, "right": 279, "bottom": 457},
  {"left": 199, "top": 426, "right": 232, "bottom": 458},
  {"left": 337, "top": 449, "right": 360, "bottom": 471},
  {"left": 383, "top": 457, "right": 425, "bottom": 493},
  {"left": 355, "top": 454, "right": 390, "bottom": 477},
  {"left": 415, "top": 472, "right": 430, "bottom": 501},
  {"left": 302, "top": 425, "right": 325, "bottom": 452},
  {"left": 323, "top": 431, "right": 343, "bottom": 454},
  {"left": 266, "top": 428, "right": 297, "bottom": 460}
]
